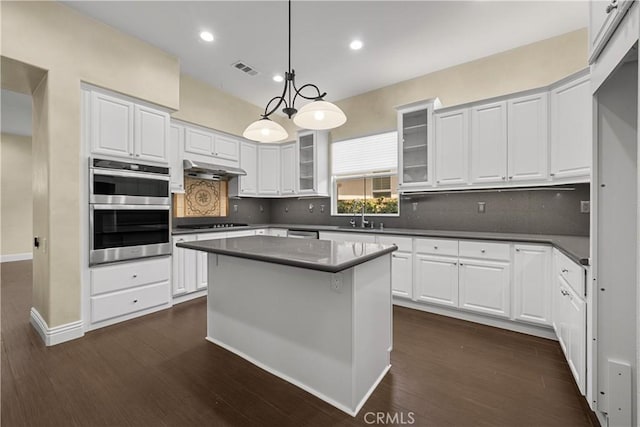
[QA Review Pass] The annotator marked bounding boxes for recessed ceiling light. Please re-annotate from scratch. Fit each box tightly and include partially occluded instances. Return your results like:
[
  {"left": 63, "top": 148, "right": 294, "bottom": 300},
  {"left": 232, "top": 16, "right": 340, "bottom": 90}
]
[
  {"left": 273, "top": 74, "right": 284, "bottom": 83},
  {"left": 200, "top": 31, "right": 214, "bottom": 42},
  {"left": 350, "top": 40, "right": 363, "bottom": 50}
]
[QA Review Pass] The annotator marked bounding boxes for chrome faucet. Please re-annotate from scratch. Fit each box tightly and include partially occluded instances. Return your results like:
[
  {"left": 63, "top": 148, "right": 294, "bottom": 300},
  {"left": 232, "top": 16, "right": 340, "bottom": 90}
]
[{"left": 360, "top": 202, "right": 369, "bottom": 228}]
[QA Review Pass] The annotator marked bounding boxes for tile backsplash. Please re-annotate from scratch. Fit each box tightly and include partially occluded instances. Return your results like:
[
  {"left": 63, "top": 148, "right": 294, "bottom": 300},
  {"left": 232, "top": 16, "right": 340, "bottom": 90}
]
[
  {"left": 175, "top": 184, "right": 590, "bottom": 237},
  {"left": 268, "top": 184, "right": 590, "bottom": 236}
]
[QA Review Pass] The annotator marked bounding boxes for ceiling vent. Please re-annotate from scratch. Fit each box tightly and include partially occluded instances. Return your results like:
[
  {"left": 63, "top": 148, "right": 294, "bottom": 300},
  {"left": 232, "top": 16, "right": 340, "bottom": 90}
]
[{"left": 231, "top": 61, "right": 259, "bottom": 77}]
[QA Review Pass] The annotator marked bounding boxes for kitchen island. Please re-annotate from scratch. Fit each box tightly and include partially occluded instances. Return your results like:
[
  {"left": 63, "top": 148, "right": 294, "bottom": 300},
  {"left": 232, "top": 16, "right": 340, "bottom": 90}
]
[{"left": 177, "top": 235, "right": 397, "bottom": 416}]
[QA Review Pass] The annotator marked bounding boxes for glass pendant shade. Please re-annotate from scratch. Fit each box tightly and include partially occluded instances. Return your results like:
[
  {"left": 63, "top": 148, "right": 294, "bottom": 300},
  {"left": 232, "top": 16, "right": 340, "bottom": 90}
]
[
  {"left": 243, "top": 118, "right": 288, "bottom": 143},
  {"left": 293, "top": 100, "right": 347, "bottom": 130}
]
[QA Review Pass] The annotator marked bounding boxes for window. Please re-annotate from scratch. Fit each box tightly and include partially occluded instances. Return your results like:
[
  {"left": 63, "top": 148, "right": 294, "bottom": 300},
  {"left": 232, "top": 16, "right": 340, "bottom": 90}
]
[{"left": 332, "top": 131, "right": 399, "bottom": 216}]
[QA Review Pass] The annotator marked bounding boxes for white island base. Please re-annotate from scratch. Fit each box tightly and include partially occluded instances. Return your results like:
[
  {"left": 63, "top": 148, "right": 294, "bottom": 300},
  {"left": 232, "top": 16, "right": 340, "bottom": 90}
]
[{"left": 205, "top": 253, "right": 392, "bottom": 416}]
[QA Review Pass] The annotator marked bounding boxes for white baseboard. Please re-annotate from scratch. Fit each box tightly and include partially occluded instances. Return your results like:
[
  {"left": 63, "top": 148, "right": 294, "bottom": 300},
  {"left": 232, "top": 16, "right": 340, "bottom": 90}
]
[
  {"left": 30, "top": 307, "right": 84, "bottom": 346},
  {"left": 172, "top": 289, "right": 207, "bottom": 305},
  {"left": 393, "top": 298, "right": 558, "bottom": 341},
  {"left": 1, "top": 252, "right": 33, "bottom": 263}
]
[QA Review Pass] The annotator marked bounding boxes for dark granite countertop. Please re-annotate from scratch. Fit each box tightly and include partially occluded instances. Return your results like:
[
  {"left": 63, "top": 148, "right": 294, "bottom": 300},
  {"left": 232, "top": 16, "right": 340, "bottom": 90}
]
[
  {"left": 173, "top": 224, "right": 590, "bottom": 266},
  {"left": 176, "top": 235, "right": 397, "bottom": 273}
]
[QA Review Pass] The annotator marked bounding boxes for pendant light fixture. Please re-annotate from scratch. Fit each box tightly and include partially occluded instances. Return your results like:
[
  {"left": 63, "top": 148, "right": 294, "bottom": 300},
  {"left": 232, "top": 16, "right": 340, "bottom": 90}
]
[{"left": 243, "top": 0, "right": 347, "bottom": 143}]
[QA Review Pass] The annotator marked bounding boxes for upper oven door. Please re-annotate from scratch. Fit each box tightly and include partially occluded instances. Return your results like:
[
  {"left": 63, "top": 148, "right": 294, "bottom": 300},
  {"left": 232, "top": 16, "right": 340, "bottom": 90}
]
[{"left": 90, "top": 168, "right": 170, "bottom": 205}]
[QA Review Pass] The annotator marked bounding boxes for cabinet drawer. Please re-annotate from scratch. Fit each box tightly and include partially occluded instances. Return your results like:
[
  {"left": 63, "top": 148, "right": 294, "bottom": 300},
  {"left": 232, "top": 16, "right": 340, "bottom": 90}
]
[
  {"left": 554, "top": 249, "right": 585, "bottom": 297},
  {"left": 91, "top": 281, "right": 170, "bottom": 323},
  {"left": 226, "top": 230, "right": 256, "bottom": 238},
  {"left": 197, "top": 232, "right": 227, "bottom": 241},
  {"left": 415, "top": 238, "right": 458, "bottom": 256},
  {"left": 91, "top": 257, "right": 170, "bottom": 296},
  {"left": 377, "top": 235, "right": 413, "bottom": 252},
  {"left": 459, "top": 240, "right": 510, "bottom": 261}
]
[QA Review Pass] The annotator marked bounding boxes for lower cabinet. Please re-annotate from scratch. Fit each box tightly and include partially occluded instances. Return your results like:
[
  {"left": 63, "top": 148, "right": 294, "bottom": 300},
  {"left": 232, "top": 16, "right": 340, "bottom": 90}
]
[
  {"left": 552, "top": 249, "right": 586, "bottom": 394},
  {"left": 88, "top": 256, "right": 171, "bottom": 330},
  {"left": 391, "top": 251, "right": 413, "bottom": 299},
  {"left": 172, "top": 235, "right": 196, "bottom": 296},
  {"left": 458, "top": 258, "right": 511, "bottom": 318},
  {"left": 414, "top": 254, "right": 459, "bottom": 307},
  {"left": 513, "top": 244, "right": 552, "bottom": 326}
]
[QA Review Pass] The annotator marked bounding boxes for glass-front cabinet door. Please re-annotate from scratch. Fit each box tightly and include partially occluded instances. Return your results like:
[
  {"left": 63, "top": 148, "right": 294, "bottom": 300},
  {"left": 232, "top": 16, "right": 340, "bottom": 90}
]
[
  {"left": 397, "top": 99, "right": 439, "bottom": 190},
  {"left": 298, "top": 131, "right": 316, "bottom": 193}
]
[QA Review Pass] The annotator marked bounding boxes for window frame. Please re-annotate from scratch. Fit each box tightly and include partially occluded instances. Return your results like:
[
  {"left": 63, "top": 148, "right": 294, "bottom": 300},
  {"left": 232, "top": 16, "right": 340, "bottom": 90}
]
[{"left": 331, "top": 171, "right": 400, "bottom": 217}]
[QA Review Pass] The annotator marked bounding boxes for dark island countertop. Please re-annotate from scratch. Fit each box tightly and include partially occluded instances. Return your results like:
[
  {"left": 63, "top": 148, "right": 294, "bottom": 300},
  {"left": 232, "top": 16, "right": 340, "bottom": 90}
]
[
  {"left": 176, "top": 235, "right": 398, "bottom": 273},
  {"left": 173, "top": 224, "right": 589, "bottom": 266}
]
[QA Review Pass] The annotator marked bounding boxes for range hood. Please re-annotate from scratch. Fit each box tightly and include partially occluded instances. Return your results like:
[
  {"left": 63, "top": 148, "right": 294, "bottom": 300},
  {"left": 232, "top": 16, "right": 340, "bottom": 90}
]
[{"left": 183, "top": 159, "right": 247, "bottom": 181}]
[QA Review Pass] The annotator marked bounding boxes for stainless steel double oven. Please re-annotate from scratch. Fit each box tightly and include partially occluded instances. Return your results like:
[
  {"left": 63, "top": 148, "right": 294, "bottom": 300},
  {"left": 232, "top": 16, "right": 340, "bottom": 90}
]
[{"left": 89, "top": 158, "right": 171, "bottom": 266}]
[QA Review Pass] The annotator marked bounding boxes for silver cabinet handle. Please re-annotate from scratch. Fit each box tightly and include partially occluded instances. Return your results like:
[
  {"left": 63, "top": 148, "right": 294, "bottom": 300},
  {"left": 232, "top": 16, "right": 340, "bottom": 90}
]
[
  {"left": 481, "top": 249, "right": 486, "bottom": 253},
  {"left": 133, "top": 299, "right": 139, "bottom": 303},
  {"left": 550, "top": 173, "right": 555, "bottom": 177},
  {"left": 561, "top": 268, "right": 569, "bottom": 273},
  {"left": 515, "top": 248, "right": 520, "bottom": 252},
  {"left": 132, "top": 274, "right": 138, "bottom": 278},
  {"left": 606, "top": 2, "right": 618, "bottom": 13},
  {"left": 508, "top": 176, "right": 513, "bottom": 179},
  {"left": 434, "top": 246, "right": 438, "bottom": 250},
  {"left": 501, "top": 176, "right": 506, "bottom": 180},
  {"left": 561, "top": 289, "right": 569, "bottom": 296}
]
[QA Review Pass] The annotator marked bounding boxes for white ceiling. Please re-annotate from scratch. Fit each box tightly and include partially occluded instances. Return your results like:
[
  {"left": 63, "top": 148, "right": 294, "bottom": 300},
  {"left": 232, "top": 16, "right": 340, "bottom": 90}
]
[
  {"left": 1, "top": 89, "right": 32, "bottom": 137},
  {"left": 64, "top": 1, "right": 588, "bottom": 111}
]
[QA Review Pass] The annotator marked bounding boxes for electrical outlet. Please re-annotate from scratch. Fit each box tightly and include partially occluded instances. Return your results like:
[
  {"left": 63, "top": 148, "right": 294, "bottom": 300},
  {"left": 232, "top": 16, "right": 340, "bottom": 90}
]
[
  {"left": 285, "top": 206, "right": 289, "bottom": 213},
  {"left": 412, "top": 202, "right": 418, "bottom": 212},
  {"left": 330, "top": 275, "right": 342, "bottom": 293},
  {"left": 580, "top": 201, "right": 590, "bottom": 213},
  {"left": 259, "top": 204, "right": 264, "bottom": 213},
  {"left": 477, "top": 202, "right": 486, "bottom": 214},
  {"left": 308, "top": 203, "right": 314, "bottom": 212},
  {"left": 320, "top": 204, "right": 325, "bottom": 213},
  {"left": 233, "top": 204, "right": 238, "bottom": 213}
]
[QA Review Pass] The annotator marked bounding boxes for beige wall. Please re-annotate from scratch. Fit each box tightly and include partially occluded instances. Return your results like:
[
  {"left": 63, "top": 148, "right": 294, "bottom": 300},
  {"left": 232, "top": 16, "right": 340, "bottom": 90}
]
[
  {"left": 1, "top": 1, "right": 180, "bottom": 327},
  {"left": 173, "top": 74, "right": 296, "bottom": 138},
  {"left": 332, "top": 28, "right": 588, "bottom": 141},
  {"left": 1, "top": 133, "right": 33, "bottom": 256}
]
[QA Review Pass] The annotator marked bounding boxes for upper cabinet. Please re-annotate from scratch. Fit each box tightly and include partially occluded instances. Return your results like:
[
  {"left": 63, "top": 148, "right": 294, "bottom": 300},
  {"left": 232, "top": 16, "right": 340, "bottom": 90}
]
[
  {"left": 589, "top": 0, "right": 634, "bottom": 63},
  {"left": 297, "top": 130, "right": 330, "bottom": 197},
  {"left": 231, "top": 141, "right": 258, "bottom": 197},
  {"left": 507, "top": 91, "right": 548, "bottom": 182},
  {"left": 397, "top": 71, "right": 590, "bottom": 193},
  {"left": 470, "top": 101, "right": 508, "bottom": 184},
  {"left": 184, "top": 125, "right": 239, "bottom": 164},
  {"left": 280, "top": 142, "right": 297, "bottom": 196},
  {"left": 258, "top": 145, "right": 281, "bottom": 196},
  {"left": 169, "top": 123, "right": 184, "bottom": 193},
  {"left": 550, "top": 72, "right": 592, "bottom": 180},
  {"left": 435, "top": 108, "right": 469, "bottom": 186},
  {"left": 397, "top": 100, "right": 438, "bottom": 190},
  {"left": 87, "top": 87, "right": 169, "bottom": 165}
]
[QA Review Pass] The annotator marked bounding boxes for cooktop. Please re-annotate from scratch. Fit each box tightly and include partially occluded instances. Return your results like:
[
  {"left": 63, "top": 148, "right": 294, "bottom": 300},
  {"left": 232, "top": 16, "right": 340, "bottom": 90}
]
[{"left": 176, "top": 223, "right": 249, "bottom": 230}]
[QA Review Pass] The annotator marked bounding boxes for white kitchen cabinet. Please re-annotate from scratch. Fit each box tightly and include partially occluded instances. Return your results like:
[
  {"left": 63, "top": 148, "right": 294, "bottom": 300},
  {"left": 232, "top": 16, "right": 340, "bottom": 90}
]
[
  {"left": 435, "top": 108, "right": 469, "bottom": 186},
  {"left": 238, "top": 141, "right": 258, "bottom": 196},
  {"left": 589, "top": 0, "right": 634, "bottom": 62},
  {"left": 88, "top": 88, "right": 169, "bottom": 164},
  {"left": 134, "top": 105, "right": 169, "bottom": 163},
  {"left": 172, "top": 235, "right": 197, "bottom": 296},
  {"left": 459, "top": 258, "right": 511, "bottom": 318},
  {"left": 169, "top": 123, "right": 184, "bottom": 193},
  {"left": 297, "top": 130, "right": 330, "bottom": 196},
  {"left": 280, "top": 142, "right": 297, "bottom": 196},
  {"left": 258, "top": 145, "right": 281, "bottom": 196},
  {"left": 397, "top": 103, "right": 434, "bottom": 189},
  {"left": 378, "top": 235, "right": 413, "bottom": 299},
  {"left": 470, "top": 101, "right": 508, "bottom": 184},
  {"left": 550, "top": 73, "right": 592, "bottom": 180},
  {"left": 195, "top": 233, "right": 228, "bottom": 292},
  {"left": 90, "top": 90, "right": 134, "bottom": 159},
  {"left": 184, "top": 127, "right": 214, "bottom": 157},
  {"left": 513, "top": 244, "right": 552, "bottom": 326},
  {"left": 507, "top": 92, "right": 549, "bottom": 182},
  {"left": 88, "top": 256, "right": 171, "bottom": 330},
  {"left": 214, "top": 135, "right": 240, "bottom": 162},
  {"left": 415, "top": 254, "right": 459, "bottom": 307},
  {"left": 554, "top": 272, "right": 586, "bottom": 395},
  {"left": 184, "top": 126, "right": 240, "bottom": 163}
]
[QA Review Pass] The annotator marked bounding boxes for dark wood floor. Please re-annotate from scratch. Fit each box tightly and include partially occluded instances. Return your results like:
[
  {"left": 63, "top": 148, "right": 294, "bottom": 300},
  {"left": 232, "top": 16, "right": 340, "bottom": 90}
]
[{"left": 2, "top": 260, "right": 594, "bottom": 426}]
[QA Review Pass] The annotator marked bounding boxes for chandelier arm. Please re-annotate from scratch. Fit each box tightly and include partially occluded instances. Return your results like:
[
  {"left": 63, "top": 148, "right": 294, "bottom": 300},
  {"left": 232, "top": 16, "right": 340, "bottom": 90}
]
[
  {"left": 262, "top": 77, "right": 291, "bottom": 117},
  {"left": 292, "top": 83, "right": 327, "bottom": 106}
]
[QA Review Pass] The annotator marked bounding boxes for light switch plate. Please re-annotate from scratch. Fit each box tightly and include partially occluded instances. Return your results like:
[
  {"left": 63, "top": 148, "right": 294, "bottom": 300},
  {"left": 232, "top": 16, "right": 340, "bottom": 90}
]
[
  {"left": 477, "top": 202, "right": 486, "bottom": 214},
  {"left": 580, "top": 201, "right": 590, "bottom": 213}
]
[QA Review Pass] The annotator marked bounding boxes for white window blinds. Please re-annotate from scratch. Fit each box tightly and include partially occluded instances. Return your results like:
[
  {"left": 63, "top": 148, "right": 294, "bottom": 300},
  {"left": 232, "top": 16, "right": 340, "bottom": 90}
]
[{"left": 331, "top": 131, "right": 398, "bottom": 176}]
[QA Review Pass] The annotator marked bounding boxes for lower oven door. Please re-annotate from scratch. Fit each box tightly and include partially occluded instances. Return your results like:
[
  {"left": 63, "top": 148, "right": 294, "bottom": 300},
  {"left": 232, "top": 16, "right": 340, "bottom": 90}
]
[{"left": 90, "top": 204, "right": 171, "bottom": 265}]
